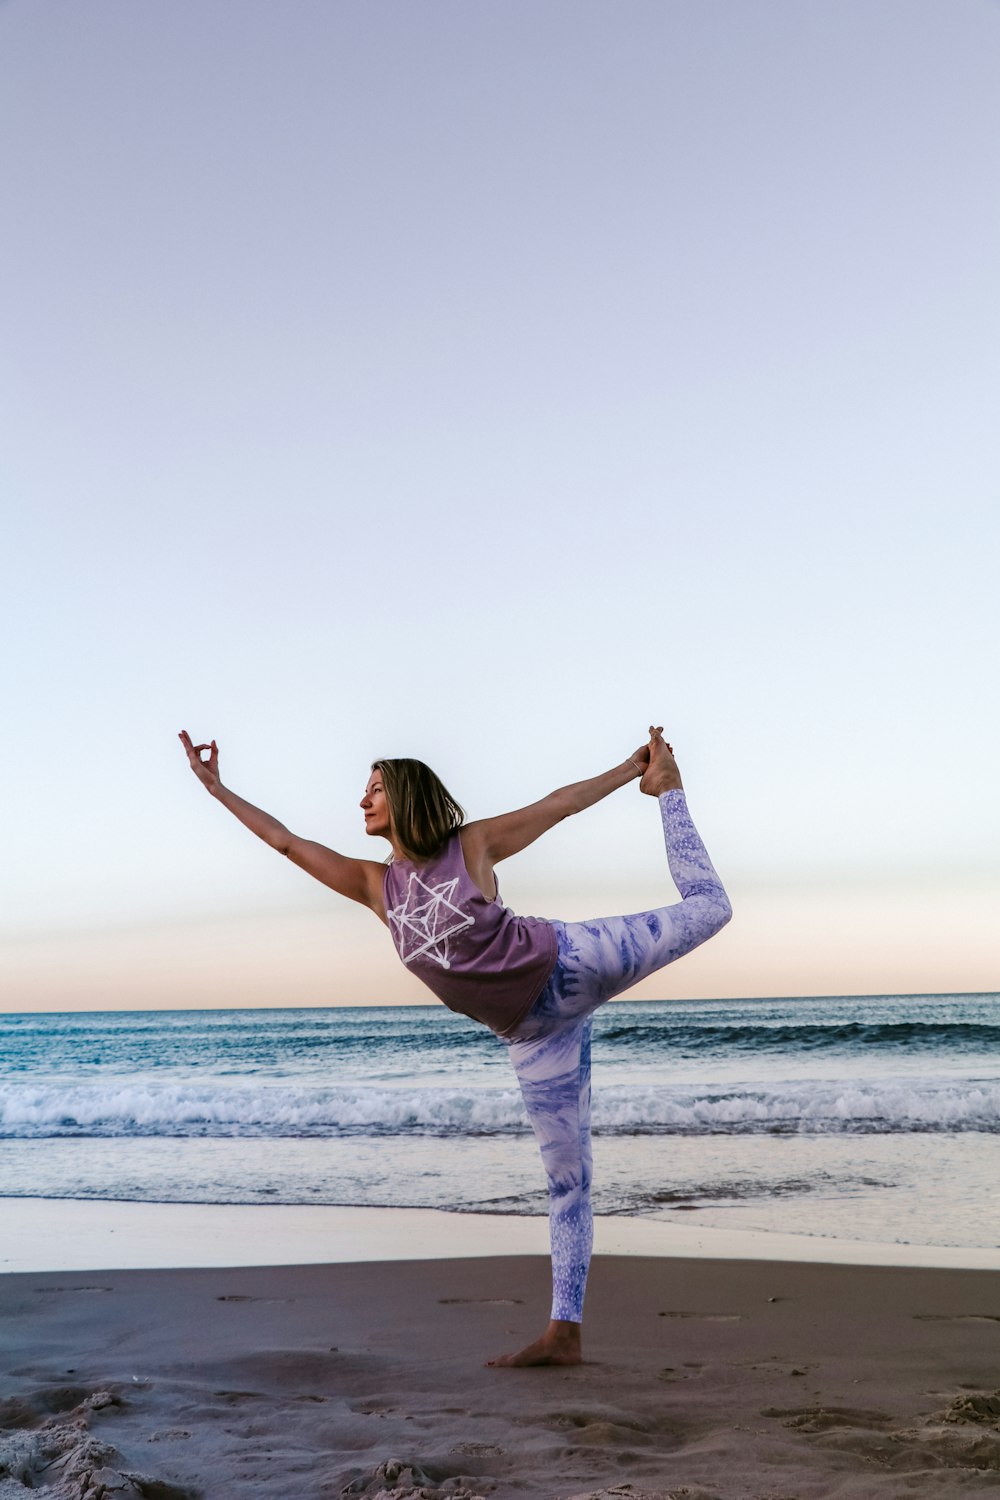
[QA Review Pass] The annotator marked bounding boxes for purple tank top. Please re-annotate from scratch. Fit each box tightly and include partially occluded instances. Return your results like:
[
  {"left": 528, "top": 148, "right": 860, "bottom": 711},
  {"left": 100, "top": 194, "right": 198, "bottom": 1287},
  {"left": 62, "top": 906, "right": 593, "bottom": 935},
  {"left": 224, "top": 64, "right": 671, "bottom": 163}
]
[{"left": 382, "top": 832, "right": 557, "bottom": 1036}]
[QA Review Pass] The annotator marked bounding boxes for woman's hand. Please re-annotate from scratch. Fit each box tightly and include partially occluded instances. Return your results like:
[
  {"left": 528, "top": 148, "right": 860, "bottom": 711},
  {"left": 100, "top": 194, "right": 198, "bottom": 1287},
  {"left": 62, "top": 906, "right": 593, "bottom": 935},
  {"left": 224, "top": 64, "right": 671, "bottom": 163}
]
[
  {"left": 628, "top": 741, "right": 652, "bottom": 777},
  {"left": 176, "top": 730, "right": 387, "bottom": 914},
  {"left": 179, "top": 730, "right": 221, "bottom": 793}
]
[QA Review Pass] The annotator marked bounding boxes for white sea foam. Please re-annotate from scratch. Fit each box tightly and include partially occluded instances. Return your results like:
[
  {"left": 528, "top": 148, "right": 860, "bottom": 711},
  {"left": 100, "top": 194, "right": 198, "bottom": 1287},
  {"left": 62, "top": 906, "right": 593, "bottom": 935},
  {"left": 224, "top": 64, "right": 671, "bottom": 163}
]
[{"left": 2, "top": 1076, "right": 998, "bottom": 1138}]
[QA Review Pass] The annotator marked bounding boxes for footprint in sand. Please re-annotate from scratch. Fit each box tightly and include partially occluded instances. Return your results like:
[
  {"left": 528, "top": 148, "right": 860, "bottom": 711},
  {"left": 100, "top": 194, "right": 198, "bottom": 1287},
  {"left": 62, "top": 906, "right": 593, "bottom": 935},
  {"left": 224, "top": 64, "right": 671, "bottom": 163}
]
[
  {"left": 766, "top": 1399, "right": 1000, "bottom": 1474},
  {"left": 0, "top": 1391, "right": 194, "bottom": 1500},
  {"left": 215, "top": 1294, "right": 294, "bottom": 1303},
  {"left": 914, "top": 1312, "right": 1000, "bottom": 1323},
  {"left": 564, "top": 1488, "right": 714, "bottom": 1500},
  {"left": 762, "top": 1404, "right": 893, "bottom": 1431},
  {"left": 341, "top": 1458, "right": 488, "bottom": 1498},
  {"left": 438, "top": 1297, "right": 524, "bottom": 1305},
  {"left": 657, "top": 1310, "right": 744, "bottom": 1321},
  {"left": 939, "top": 1390, "right": 1000, "bottom": 1425},
  {"left": 33, "top": 1285, "right": 112, "bottom": 1294},
  {"left": 539, "top": 1408, "right": 659, "bottom": 1446}
]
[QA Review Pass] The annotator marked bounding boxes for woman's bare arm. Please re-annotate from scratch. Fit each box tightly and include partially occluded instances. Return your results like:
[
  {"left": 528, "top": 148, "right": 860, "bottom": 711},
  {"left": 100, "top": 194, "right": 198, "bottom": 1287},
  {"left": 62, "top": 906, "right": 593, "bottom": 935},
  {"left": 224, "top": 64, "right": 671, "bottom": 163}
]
[
  {"left": 462, "top": 738, "right": 653, "bottom": 868},
  {"left": 178, "top": 732, "right": 385, "bottom": 914}
]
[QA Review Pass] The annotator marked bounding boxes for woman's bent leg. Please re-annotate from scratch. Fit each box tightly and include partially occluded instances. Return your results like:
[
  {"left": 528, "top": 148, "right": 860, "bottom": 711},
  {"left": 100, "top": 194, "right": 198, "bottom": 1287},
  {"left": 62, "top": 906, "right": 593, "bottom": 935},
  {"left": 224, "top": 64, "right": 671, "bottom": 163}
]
[{"left": 516, "top": 791, "right": 732, "bottom": 1033}]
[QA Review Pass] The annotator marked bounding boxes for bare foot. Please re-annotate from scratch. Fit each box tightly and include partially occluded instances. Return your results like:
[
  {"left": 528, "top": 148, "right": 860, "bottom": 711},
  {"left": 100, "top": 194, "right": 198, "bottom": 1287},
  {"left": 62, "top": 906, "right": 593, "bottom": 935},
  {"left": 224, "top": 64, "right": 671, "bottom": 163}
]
[
  {"left": 639, "top": 725, "right": 683, "bottom": 796},
  {"left": 486, "top": 1319, "right": 582, "bottom": 1368}
]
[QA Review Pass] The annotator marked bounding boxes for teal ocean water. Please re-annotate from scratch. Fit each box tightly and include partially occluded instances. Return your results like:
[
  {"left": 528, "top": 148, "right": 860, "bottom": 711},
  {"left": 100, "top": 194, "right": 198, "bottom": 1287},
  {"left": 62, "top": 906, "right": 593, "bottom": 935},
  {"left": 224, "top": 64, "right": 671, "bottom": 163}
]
[{"left": 2, "top": 995, "right": 998, "bottom": 1250}]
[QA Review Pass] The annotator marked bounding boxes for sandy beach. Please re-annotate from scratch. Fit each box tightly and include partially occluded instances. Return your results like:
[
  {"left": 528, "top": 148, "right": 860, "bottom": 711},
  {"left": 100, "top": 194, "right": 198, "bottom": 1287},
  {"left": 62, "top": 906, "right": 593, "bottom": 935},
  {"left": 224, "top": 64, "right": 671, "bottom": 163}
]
[{"left": 2, "top": 1209, "right": 999, "bottom": 1498}]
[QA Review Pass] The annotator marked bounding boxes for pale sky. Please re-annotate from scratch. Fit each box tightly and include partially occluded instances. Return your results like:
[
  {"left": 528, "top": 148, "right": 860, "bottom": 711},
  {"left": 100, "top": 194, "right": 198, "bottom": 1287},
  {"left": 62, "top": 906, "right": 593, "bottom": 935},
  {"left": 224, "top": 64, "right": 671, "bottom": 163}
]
[{"left": 2, "top": 0, "right": 998, "bottom": 1012}]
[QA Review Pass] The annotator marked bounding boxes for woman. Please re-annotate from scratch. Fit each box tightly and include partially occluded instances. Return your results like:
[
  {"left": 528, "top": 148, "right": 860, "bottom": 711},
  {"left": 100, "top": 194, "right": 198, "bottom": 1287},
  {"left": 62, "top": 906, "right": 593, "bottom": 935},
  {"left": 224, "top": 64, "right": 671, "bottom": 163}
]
[{"left": 178, "top": 726, "right": 731, "bottom": 1366}]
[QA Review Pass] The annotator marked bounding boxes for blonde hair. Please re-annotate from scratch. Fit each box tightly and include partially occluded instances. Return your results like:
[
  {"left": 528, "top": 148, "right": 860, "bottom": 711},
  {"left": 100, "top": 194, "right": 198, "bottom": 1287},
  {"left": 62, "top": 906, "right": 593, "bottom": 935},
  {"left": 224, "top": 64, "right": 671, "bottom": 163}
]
[{"left": 372, "top": 758, "right": 465, "bottom": 861}]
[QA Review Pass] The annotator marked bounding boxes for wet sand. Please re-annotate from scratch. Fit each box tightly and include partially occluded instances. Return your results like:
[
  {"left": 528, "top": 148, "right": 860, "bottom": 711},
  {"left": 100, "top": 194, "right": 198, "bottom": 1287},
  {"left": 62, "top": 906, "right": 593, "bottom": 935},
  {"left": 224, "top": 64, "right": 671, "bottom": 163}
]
[
  {"left": 5, "top": 1196, "right": 999, "bottom": 1274},
  {"left": 2, "top": 1243, "right": 999, "bottom": 1497}
]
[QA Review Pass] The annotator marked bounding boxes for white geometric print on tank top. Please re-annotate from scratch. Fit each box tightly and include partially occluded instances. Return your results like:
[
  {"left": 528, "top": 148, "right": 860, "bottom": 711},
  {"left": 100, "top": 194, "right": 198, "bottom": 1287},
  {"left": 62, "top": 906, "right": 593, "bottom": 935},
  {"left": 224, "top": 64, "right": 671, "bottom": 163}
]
[{"left": 386, "top": 873, "right": 474, "bottom": 969}]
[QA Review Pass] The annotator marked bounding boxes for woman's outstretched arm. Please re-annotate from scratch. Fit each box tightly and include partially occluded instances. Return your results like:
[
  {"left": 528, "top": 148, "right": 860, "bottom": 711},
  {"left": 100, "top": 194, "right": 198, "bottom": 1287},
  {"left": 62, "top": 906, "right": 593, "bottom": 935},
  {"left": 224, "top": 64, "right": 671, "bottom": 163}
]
[
  {"left": 178, "top": 732, "right": 385, "bottom": 914},
  {"left": 462, "top": 734, "right": 654, "bottom": 867}
]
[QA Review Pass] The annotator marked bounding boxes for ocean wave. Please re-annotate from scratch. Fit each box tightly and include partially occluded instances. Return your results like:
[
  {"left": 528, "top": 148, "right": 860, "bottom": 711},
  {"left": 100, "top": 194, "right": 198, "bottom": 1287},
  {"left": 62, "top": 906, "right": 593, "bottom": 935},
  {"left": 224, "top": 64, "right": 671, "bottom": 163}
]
[
  {"left": 596, "top": 1021, "right": 1000, "bottom": 1052},
  {"left": 2, "top": 1077, "right": 999, "bottom": 1138}
]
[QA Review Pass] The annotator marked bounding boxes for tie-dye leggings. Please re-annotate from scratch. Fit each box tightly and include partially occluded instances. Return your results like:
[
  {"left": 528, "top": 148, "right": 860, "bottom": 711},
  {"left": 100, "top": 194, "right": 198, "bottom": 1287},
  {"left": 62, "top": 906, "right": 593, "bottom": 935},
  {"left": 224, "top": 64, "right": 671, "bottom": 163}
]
[{"left": 500, "top": 789, "right": 732, "bottom": 1324}]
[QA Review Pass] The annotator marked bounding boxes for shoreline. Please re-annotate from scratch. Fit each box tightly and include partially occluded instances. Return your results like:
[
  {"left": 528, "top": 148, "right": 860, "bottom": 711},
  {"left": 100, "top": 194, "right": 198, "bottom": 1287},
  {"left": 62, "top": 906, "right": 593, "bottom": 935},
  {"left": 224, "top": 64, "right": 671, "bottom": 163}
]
[{"left": 3, "top": 1195, "right": 999, "bottom": 1275}]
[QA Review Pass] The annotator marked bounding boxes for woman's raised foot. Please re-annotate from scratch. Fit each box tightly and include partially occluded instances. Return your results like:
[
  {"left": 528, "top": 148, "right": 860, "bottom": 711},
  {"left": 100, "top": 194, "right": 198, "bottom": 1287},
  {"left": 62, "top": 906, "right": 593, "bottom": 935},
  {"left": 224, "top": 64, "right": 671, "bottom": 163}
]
[
  {"left": 639, "top": 725, "right": 683, "bottom": 796},
  {"left": 486, "top": 1319, "right": 582, "bottom": 1368}
]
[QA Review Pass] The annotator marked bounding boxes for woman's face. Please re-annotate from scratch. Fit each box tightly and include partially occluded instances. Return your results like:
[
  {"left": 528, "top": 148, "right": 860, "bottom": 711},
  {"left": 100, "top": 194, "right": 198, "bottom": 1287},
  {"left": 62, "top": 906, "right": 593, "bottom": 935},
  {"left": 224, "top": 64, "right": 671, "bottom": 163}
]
[{"left": 360, "top": 771, "right": 391, "bottom": 840}]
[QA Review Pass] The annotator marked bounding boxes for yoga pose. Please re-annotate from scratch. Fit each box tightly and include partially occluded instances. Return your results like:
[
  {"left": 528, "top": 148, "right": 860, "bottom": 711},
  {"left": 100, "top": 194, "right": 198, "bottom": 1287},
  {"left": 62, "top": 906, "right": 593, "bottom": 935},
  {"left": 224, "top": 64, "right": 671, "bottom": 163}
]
[{"left": 178, "top": 726, "right": 732, "bottom": 1365}]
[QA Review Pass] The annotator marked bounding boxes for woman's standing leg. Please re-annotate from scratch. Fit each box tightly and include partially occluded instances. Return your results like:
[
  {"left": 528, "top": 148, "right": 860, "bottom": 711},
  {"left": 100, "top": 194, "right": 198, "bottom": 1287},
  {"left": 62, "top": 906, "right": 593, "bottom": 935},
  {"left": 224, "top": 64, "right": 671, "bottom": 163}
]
[{"left": 487, "top": 1015, "right": 594, "bottom": 1365}]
